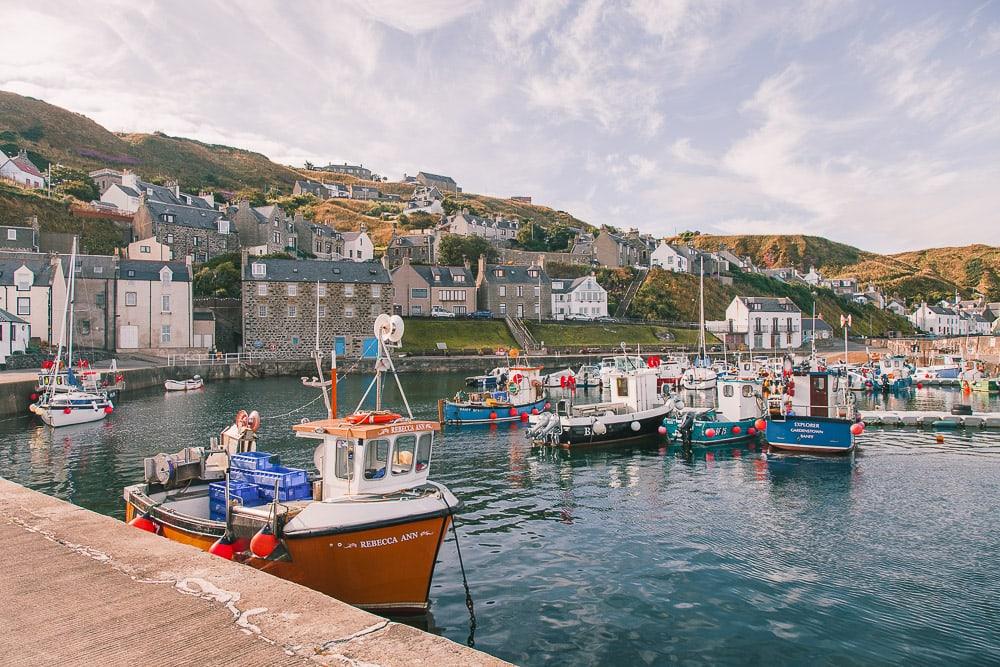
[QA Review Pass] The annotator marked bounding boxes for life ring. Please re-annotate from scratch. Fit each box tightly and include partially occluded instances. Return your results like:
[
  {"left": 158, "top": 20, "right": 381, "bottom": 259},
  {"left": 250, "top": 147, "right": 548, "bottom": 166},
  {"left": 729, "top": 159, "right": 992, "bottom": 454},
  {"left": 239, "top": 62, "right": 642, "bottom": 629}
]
[
  {"left": 247, "top": 410, "right": 261, "bottom": 432},
  {"left": 235, "top": 409, "right": 249, "bottom": 428},
  {"left": 346, "top": 411, "right": 402, "bottom": 425},
  {"left": 647, "top": 356, "right": 661, "bottom": 368},
  {"left": 511, "top": 374, "right": 523, "bottom": 384},
  {"left": 508, "top": 382, "right": 520, "bottom": 395}
]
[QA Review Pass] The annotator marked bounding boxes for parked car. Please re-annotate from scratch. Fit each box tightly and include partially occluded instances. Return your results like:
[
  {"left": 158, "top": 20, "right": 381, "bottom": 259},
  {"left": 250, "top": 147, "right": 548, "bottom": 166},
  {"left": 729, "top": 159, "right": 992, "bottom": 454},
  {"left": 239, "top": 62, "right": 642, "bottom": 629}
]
[
  {"left": 430, "top": 306, "right": 456, "bottom": 318},
  {"left": 468, "top": 310, "right": 493, "bottom": 320},
  {"left": 565, "top": 314, "right": 595, "bottom": 322}
]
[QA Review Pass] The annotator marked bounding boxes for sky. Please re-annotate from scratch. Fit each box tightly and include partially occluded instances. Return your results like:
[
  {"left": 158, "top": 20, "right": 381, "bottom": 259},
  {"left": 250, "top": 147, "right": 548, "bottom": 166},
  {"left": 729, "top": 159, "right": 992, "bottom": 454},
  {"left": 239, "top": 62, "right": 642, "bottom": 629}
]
[{"left": 2, "top": 0, "right": 999, "bottom": 253}]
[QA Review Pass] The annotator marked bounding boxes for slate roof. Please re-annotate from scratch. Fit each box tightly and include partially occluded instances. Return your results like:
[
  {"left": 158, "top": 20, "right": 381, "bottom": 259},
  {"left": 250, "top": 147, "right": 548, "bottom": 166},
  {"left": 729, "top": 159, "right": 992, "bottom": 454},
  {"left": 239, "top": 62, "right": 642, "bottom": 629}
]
[
  {"left": 341, "top": 231, "right": 363, "bottom": 242},
  {"left": 147, "top": 200, "right": 225, "bottom": 231},
  {"left": 59, "top": 254, "right": 117, "bottom": 279},
  {"left": 309, "top": 224, "right": 340, "bottom": 239},
  {"left": 0, "top": 257, "right": 57, "bottom": 286},
  {"left": 802, "top": 318, "right": 833, "bottom": 333},
  {"left": 391, "top": 234, "right": 434, "bottom": 248},
  {"left": 417, "top": 171, "right": 457, "bottom": 185},
  {"left": 551, "top": 276, "right": 601, "bottom": 294},
  {"left": 243, "top": 258, "right": 390, "bottom": 284},
  {"left": 193, "top": 311, "right": 215, "bottom": 321},
  {"left": 295, "top": 180, "right": 326, "bottom": 196},
  {"left": 407, "top": 265, "right": 474, "bottom": 287},
  {"left": 927, "top": 305, "right": 956, "bottom": 315},
  {"left": 482, "top": 264, "right": 549, "bottom": 285},
  {"left": 10, "top": 155, "right": 43, "bottom": 178},
  {"left": 740, "top": 296, "right": 801, "bottom": 313},
  {"left": 0, "top": 308, "right": 27, "bottom": 324},
  {"left": 119, "top": 259, "right": 192, "bottom": 282}
]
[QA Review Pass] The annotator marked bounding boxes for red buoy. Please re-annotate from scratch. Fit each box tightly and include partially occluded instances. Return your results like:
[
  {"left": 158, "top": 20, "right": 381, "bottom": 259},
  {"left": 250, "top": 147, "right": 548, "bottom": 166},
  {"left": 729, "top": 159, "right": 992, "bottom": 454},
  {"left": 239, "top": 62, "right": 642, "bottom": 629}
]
[
  {"left": 29, "top": 393, "right": 38, "bottom": 401},
  {"left": 544, "top": 402, "right": 551, "bottom": 410},
  {"left": 850, "top": 422, "right": 864, "bottom": 436},
  {"left": 489, "top": 411, "right": 497, "bottom": 420},
  {"left": 509, "top": 407, "right": 518, "bottom": 417},
  {"left": 747, "top": 427, "right": 756, "bottom": 436},
  {"left": 63, "top": 407, "right": 72, "bottom": 414},
  {"left": 754, "top": 419, "right": 767, "bottom": 432},
  {"left": 705, "top": 428, "right": 717, "bottom": 438},
  {"left": 531, "top": 408, "right": 539, "bottom": 415},
  {"left": 250, "top": 525, "right": 279, "bottom": 559},
  {"left": 128, "top": 514, "right": 158, "bottom": 533},
  {"left": 520, "top": 412, "right": 529, "bottom": 422},
  {"left": 104, "top": 406, "right": 114, "bottom": 414},
  {"left": 916, "top": 382, "right": 923, "bottom": 389},
  {"left": 732, "top": 426, "right": 742, "bottom": 435},
  {"left": 209, "top": 535, "right": 237, "bottom": 560}
]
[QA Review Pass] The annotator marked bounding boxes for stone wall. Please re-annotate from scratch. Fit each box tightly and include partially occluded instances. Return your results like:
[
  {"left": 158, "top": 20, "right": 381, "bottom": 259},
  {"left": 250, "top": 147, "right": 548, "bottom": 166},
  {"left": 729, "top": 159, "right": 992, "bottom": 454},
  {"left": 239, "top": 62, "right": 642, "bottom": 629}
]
[
  {"left": 499, "top": 247, "right": 592, "bottom": 267},
  {"left": 478, "top": 280, "right": 552, "bottom": 319},
  {"left": 242, "top": 279, "right": 394, "bottom": 357}
]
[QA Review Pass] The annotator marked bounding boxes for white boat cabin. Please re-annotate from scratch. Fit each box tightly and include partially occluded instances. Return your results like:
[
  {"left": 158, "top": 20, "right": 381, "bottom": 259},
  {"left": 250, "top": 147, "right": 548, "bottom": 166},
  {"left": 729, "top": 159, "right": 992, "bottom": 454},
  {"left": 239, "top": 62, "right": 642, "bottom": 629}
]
[{"left": 716, "top": 379, "right": 761, "bottom": 420}]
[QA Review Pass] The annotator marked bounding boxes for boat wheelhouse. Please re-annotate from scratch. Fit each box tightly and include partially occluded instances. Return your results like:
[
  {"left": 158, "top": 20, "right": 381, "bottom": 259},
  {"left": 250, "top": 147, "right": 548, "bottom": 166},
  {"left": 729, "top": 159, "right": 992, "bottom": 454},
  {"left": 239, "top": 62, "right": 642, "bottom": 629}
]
[{"left": 444, "top": 365, "right": 547, "bottom": 424}]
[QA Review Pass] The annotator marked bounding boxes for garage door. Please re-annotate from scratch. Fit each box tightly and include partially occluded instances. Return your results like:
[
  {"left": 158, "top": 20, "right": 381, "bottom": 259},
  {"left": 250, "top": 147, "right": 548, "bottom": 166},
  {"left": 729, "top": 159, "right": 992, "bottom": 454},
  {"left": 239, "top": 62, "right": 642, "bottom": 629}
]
[{"left": 119, "top": 325, "right": 138, "bottom": 349}]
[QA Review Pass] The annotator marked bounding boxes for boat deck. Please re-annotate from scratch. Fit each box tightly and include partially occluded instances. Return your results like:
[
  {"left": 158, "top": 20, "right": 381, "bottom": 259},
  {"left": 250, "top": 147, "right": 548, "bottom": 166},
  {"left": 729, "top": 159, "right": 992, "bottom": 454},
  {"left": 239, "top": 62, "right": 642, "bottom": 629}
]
[{"left": 859, "top": 410, "right": 1000, "bottom": 428}]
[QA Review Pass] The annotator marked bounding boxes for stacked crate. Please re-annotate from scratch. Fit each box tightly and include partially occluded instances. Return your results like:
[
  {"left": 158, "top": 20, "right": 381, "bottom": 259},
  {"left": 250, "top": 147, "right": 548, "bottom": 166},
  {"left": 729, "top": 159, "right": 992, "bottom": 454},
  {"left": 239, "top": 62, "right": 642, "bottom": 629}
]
[{"left": 210, "top": 451, "right": 311, "bottom": 521}]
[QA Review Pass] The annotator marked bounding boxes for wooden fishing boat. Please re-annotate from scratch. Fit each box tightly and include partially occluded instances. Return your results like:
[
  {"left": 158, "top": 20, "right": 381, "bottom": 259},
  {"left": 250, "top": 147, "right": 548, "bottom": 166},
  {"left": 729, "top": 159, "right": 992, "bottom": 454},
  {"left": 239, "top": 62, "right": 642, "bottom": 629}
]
[
  {"left": 124, "top": 314, "right": 461, "bottom": 613},
  {"left": 764, "top": 362, "right": 862, "bottom": 454}
]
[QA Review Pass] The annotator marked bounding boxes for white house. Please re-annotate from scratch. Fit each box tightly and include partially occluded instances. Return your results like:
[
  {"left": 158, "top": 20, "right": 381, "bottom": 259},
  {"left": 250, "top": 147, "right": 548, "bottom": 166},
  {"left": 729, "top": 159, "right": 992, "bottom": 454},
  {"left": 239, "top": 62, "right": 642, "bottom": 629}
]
[
  {"left": 127, "top": 236, "right": 173, "bottom": 261},
  {"left": 100, "top": 171, "right": 214, "bottom": 214},
  {"left": 886, "top": 298, "right": 907, "bottom": 316},
  {"left": 0, "top": 256, "right": 65, "bottom": 345},
  {"left": 0, "top": 150, "right": 45, "bottom": 189},
  {"left": 909, "top": 303, "right": 961, "bottom": 335},
  {"left": 964, "top": 312, "right": 991, "bottom": 335},
  {"left": 116, "top": 259, "right": 194, "bottom": 352},
  {"left": 341, "top": 228, "right": 374, "bottom": 262},
  {"left": 650, "top": 242, "right": 689, "bottom": 273},
  {"left": 0, "top": 308, "right": 30, "bottom": 364},
  {"left": 551, "top": 275, "right": 608, "bottom": 320},
  {"left": 803, "top": 266, "right": 823, "bottom": 286},
  {"left": 709, "top": 296, "right": 803, "bottom": 350}
]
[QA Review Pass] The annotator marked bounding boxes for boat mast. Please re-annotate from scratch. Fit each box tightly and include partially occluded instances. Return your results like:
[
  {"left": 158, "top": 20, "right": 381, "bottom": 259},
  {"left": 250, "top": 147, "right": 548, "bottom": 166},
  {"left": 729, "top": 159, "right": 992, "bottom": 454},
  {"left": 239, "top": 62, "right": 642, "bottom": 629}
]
[
  {"left": 47, "top": 239, "right": 76, "bottom": 397},
  {"left": 66, "top": 240, "right": 78, "bottom": 371},
  {"left": 698, "top": 257, "right": 706, "bottom": 362}
]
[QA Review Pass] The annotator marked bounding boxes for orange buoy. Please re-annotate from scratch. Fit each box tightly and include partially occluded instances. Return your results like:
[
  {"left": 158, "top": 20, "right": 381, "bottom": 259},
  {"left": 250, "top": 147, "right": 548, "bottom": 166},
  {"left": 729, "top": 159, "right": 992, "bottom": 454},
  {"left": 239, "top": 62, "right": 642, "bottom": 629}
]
[
  {"left": 250, "top": 525, "right": 279, "bottom": 558},
  {"left": 754, "top": 419, "right": 767, "bottom": 431},
  {"left": 128, "top": 514, "right": 158, "bottom": 533},
  {"left": 209, "top": 535, "right": 237, "bottom": 560}
]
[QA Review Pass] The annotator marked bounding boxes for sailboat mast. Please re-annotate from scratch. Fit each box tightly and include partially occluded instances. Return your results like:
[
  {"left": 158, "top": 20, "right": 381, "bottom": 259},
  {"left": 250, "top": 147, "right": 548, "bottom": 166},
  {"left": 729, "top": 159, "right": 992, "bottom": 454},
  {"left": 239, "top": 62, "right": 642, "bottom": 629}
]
[
  {"left": 66, "top": 242, "right": 78, "bottom": 368},
  {"left": 698, "top": 257, "right": 706, "bottom": 359},
  {"left": 47, "top": 239, "right": 76, "bottom": 396}
]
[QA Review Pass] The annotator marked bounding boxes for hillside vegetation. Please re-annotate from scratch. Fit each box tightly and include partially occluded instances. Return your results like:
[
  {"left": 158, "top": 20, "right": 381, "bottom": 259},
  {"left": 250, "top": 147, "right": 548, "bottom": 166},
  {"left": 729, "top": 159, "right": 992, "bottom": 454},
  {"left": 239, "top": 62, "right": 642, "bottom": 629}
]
[{"left": 0, "top": 184, "right": 125, "bottom": 254}]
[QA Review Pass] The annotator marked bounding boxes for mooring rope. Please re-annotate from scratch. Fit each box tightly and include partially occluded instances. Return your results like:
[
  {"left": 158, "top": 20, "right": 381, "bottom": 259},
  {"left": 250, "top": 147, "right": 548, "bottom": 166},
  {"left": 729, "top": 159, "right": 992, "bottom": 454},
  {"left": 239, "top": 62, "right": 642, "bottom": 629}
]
[
  {"left": 260, "top": 357, "right": 366, "bottom": 421},
  {"left": 442, "top": 492, "right": 477, "bottom": 647}
]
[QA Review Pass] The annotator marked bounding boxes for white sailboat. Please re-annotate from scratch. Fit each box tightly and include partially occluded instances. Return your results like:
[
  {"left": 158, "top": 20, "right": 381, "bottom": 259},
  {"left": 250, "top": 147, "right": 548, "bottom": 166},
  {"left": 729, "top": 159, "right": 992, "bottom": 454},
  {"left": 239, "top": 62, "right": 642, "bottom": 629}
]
[
  {"left": 681, "top": 258, "right": 718, "bottom": 391},
  {"left": 29, "top": 239, "right": 114, "bottom": 427}
]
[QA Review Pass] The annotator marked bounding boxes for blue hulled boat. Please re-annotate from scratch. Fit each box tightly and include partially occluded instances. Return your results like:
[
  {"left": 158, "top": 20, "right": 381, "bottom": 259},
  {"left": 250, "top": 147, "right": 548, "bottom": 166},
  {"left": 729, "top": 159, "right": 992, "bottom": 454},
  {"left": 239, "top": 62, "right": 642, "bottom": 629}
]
[
  {"left": 663, "top": 378, "right": 763, "bottom": 446},
  {"left": 444, "top": 365, "right": 548, "bottom": 424},
  {"left": 764, "top": 367, "right": 861, "bottom": 454}
]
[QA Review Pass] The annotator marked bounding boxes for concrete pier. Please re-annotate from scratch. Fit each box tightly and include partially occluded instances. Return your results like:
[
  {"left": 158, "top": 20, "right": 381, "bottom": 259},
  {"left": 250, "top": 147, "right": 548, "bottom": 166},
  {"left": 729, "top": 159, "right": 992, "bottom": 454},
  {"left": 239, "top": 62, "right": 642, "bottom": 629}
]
[{"left": 0, "top": 478, "right": 506, "bottom": 666}]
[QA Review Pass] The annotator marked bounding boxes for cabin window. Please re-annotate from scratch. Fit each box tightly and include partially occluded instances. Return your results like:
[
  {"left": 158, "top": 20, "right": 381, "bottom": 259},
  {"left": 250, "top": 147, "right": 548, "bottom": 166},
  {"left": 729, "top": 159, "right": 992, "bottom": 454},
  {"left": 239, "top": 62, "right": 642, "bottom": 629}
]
[
  {"left": 742, "top": 385, "right": 754, "bottom": 398},
  {"left": 364, "top": 439, "right": 389, "bottom": 479},
  {"left": 416, "top": 433, "right": 432, "bottom": 471},
  {"left": 616, "top": 377, "right": 629, "bottom": 396},
  {"left": 723, "top": 384, "right": 734, "bottom": 397},
  {"left": 334, "top": 440, "right": 352, "bottom": 479},
  {"left": 392, "top": 435, "right": 416, "bottom": 475},
  {"left": 816, "top": 377, "right": 826, "bottom": 390}
]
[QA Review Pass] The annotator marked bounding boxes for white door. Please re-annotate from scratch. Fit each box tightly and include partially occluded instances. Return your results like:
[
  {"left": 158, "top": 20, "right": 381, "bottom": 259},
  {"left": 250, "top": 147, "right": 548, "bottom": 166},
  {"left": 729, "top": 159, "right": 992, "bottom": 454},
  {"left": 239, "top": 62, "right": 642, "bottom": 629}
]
[{"left": 119, "top": 325, "right": 138, "bottom": 349}]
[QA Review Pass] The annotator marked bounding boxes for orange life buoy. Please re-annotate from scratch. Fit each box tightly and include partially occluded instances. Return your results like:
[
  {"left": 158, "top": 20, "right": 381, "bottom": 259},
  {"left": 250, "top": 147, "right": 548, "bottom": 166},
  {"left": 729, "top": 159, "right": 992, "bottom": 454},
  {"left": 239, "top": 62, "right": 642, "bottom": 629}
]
[
  {"left": 235, "top": 409, "right": 249, "bottom": 428},
  {"left": 346, "top": 411, "right": 402, "bottom": 425},
  {"left": 247, "top": 410, "right": 261, "bottom": 432}
]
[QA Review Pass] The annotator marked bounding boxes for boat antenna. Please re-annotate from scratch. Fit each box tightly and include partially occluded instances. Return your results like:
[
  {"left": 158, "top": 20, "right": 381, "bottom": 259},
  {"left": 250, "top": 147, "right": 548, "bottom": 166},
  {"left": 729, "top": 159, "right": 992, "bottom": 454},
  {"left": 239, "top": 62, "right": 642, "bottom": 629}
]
[{"left": 354, "top": 315, "right": 412, "bottom": 418}]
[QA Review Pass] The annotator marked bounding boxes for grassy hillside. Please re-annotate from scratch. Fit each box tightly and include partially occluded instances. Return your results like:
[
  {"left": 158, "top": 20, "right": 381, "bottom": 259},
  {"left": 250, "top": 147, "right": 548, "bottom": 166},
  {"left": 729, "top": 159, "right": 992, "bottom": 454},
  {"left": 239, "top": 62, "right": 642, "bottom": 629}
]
[
  {"left": 0, "top": 184, "right": 125, "bottom": 254},
  {"left": 0, "top": 91, "right": 300, "bottom": 192},
  {"left": 399, "top": 319, "right": 515, "bottom": 353},
  {"left": 524, "top": 321, "right": 712, "bottom": 349},
  {"left": 682, "top": 234, "right": 873, "bottom": 271},
  {"left": 888, "top": 245, "right": 1000, "bottom": 300}
]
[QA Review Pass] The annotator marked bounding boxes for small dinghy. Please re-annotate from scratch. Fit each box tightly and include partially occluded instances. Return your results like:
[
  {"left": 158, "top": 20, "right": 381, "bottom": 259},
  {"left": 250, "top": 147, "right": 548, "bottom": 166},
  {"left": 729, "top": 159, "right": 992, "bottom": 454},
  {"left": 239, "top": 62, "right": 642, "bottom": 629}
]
[{"left": 165, "top": 375, "right": 204, "bottom": 391}]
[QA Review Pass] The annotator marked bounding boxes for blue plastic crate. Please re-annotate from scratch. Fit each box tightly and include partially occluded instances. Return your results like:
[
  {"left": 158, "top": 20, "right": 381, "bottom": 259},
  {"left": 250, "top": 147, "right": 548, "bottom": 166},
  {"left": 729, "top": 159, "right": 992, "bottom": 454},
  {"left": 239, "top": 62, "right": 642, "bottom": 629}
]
[
  {"left": 208, "top": 480, "right": 261, "bottom": 506},
  {"left": 209, "top": 499, "right": 227, "bottom": 521},
  {"left": 230, "top": 465, "right": 309, "bottom": 491},
  {"left": 258, "top": 482, "right": 313, "bottom": 503},
  {"left": 231, "top": 451, "right": 279, "bottom": 471}
]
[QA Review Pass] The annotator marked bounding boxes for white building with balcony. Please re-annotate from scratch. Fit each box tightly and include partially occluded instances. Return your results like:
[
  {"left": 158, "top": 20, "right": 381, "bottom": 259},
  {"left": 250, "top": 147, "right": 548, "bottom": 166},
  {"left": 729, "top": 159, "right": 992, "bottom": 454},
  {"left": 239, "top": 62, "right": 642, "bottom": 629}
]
[
  {"left": 551, "top": 275, "right": 608, "bottom": 320},
  {"left": 708, "top": 296, "right": 803, "bottom": 350}
]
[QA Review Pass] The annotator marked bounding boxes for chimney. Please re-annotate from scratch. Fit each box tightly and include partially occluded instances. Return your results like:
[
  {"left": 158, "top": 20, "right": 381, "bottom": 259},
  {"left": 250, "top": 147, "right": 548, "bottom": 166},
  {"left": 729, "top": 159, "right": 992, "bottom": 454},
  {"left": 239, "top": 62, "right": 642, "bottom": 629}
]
[
  {"left": 121, "top": 169, "right": 137, "bottom": 190},
  {"left": 477, "top": 254, "right": 486, "bottom": 281},
  {"left": 401, "top": 256, "right": 411, "bottom": 267}
]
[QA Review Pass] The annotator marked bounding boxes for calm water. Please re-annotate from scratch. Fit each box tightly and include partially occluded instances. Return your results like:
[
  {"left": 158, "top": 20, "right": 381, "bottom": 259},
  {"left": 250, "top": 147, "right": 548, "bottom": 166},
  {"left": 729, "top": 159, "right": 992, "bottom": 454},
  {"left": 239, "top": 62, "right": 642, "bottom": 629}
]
[{"left": 2, "top": 373, "right": 1000, "bottom": 665}]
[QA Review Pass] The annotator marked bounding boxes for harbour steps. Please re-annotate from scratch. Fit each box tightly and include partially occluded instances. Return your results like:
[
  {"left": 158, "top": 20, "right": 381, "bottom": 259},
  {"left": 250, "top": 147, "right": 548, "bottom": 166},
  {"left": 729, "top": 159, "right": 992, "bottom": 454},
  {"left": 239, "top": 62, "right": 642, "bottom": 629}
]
[
  {"left": 0, "top": 477, "right": 505, "bottom": 667},
  {"left": 859, "top": 410, "right": 1000, "bottom": 428}
]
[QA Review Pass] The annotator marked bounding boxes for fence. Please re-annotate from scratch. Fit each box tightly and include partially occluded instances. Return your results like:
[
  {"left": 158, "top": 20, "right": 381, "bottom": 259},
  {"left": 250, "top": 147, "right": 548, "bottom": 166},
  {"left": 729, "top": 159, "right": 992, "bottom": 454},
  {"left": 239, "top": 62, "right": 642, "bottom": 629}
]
[{"left": 166, "top": 351, "right": 276, "bottom": 367}]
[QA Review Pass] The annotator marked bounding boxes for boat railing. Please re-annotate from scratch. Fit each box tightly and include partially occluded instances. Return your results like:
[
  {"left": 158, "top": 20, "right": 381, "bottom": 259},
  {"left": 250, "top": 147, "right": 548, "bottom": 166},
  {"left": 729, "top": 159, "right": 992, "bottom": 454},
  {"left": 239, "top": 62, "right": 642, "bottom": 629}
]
[{"left": 165, "top": 351, "right": 275, "bottom": 367}]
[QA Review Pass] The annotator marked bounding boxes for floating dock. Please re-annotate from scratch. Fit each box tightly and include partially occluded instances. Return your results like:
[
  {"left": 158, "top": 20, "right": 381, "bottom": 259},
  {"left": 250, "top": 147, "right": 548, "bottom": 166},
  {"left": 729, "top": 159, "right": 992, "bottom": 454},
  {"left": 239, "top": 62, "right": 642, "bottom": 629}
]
[
  {"left": 0, "top": 477, "right": 505, "bottom": 667},
  {"left": 859, "top": 410, "right": 1000, "bottom": 428}
]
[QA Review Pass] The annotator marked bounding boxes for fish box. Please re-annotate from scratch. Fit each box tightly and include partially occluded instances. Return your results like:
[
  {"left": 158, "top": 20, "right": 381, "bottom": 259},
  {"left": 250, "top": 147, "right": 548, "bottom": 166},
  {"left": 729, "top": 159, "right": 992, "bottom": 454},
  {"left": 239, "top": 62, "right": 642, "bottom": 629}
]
[
  {"left": 209, "top": 499, "right": 227, "bottom": 522},
  {"left": 231, "top": 451, "right": 280, "bottom": 471},
  {"left": 231, "top": 465, "right": 309, "bottom": 490},
  {"left": 208, "top": 480, "right": 262, "bottom": 506},
  {"left": 258, "top": 482, "right": 313, "bottom": 502}
]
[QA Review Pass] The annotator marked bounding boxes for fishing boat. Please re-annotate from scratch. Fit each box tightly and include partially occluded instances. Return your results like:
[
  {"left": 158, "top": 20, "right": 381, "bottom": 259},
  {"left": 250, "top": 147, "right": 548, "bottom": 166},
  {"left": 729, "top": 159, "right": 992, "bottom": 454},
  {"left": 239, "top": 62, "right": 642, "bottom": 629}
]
[
  {"left": 527, "top": 350, "right": 673, "bottom": 448},
  {"left": 574, "top": 363, "right": 602, "bottom": 388},
  {"left": 652, "top": 354, "right": 687, "bottom": 389},
  {"left": 763, "top": 359, "right": 861, "bottom": 454},
  {"left": 598, "top": 353, "right": 646, "bottom": 388},
  {"left": 872, "top": 354, "right": 914, "bottom": 391},
  {"left": 971, "top": 378, "right": 1000, "bottom": 393},
  {"left": 913, "top": 354, "right": 963, "bottom": 383},
  {"left": 123, "top": 314, "right": 461, "bottom": 613},
  {"left": 30, "top": 239, "right": 114, "bottom": 428},
  {"left": 681, "top": 258, "right": 718, "bottom": 392},
  {"left": 444, "top": 365, "right": 547, "bottom": 424},
  {"left": 464, "top": 366, "right": 507, "bottom": 389},
  {"left": 543, "top": 367, "right": 578, "bottom": 389},
  {"left": 662, "top": 378, "right": 764, "bottom": 446},
  {"left": 164, "top": 375, "right": 204, "bottom": 391}
]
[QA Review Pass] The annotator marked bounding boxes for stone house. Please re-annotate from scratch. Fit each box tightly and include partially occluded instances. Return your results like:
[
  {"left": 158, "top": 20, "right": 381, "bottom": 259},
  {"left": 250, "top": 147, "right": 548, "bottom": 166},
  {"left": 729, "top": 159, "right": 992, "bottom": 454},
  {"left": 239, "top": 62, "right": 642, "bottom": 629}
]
[
  {"left": 349, "top": 184, "right": 381, "bottom": 201},
  {"left": 294, "top": 218, "right": 343, "bottom": 260},
  {"left": 88, "top": 168, "right": 123, "bottom": 195},
  {"left": 241, "top": 257, "right": 393, "bottom": 358},
  {"left": 229, "top": 201, "right": 296, "bottom": 255},
  {"left": 102, "top": 171, "right": 215, "bottom": 214},
  {"left": 319, "top": 163, "right": 372, "bottom": 180},
  {"left": 116, "top": 259, "right": 194, "bottom": 351},
  {"left": 0, "top": 220, "right": 39, "bottom": 253},
  {"left": 594, "top": 231, "right": 649, "bottom": 268},
  {"left": 384, "top": 232, "right": 437, "bottom": 268},
  {"left": 822, "top": 277, "right": 858, "bottom": 295},
  {"left": 0, "top": 255, "right": 65, "bottom": 345},
  {"left": 132, "top": 198, "right": 236, "bottom": 262},
  {"left": 0, "top": 149, "right": 45, "bottom": 189},
  {"left": 551, "top": 275, "right": 608, "bottom": 320},
  {"left": 293, "top": 180, "right": 330, "bottom": 199},
  {"left": 61, "top": 254, "right": 117, "bottom": 350},
  {"left": 475, "top": 255, "right": 551, "bottom": 320},
  {"left": 415, "top": 171, "right": 459, "bottom": 193},
  {"left": 390, "top": 258, "right": 476, "bottom": 316},
  {"left": 446, "top": 211, "right": 519, "bottom": 244}
]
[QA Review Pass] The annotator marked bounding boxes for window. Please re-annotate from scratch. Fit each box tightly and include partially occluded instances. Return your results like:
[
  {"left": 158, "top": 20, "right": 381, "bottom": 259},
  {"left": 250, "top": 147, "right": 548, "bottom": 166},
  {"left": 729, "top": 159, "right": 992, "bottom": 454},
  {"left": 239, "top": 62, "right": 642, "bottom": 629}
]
[
  {"left": 364, "top": 439, "right": 389, "bottom": 479},
  {"left": 6, "top": 230, "right": 15, "bottom": 241},
  {"left": 317, "top": 283, "right": 326, "bottom": 296},
  {"left": 258, "top": 304, "right": 268, "bottom": 317},
  {"left": 94, "top": 266, "right": 103, "bottom": 274},
  {"left": 287, "top": 304, "right": 297, "bottom": 318},
  {"left": 723, "top": 384, "right": 734, "bottom": 398},
  {"left": 393, "top": 435, "right": 416, "bottom": 475},
  {"left": 218, "top": 220, "right": 230, "bottom": 234},
  {"left": 16, "top": 297, "right": 30, "bottom": 316},
  {"left": 455, "top": 305, "right": 467, "bottom": 315},
  {"left": 371, "top": 304, "right": 380, "bottom": 316},
  {"left": 251, "top": 262, "right": 266, "bottom": 277},
  {"left": 415, "top": 433, "right": 432, "bottom": 471},
  {"left": 166, "top": 234, "right": 174, "bottom": 244},
  {"left": 344, "top": 284, "right": 354, "bottom": 297},
  {"left": 257, "top": 283, "right": 268, "bottom": 296},
  {"left": 534, "top": 285, "right": 540, "bottom": 297},
  {"left": 499, "top": 303, "right": 507, "bottom": 315},
  {"left": 345, "top": 306, "right": 355, "bottom": 318},
  {"left": 334, "top": 440, "right": 352, "bottom": 479},
  {"left": 534, "top": 302, "right": 539, "bottom": 314},
  {"left": 80, "top": 320, "right": 91, "bottom": 336},
  {"left": 193, "top": 236, "right": 200, "bottom": 247},
  {"left": 517, "top": 286, "right": 524, "bottom": 297},
  {"left": 96, "top": 293, "right": 105, "bottom": 308},
  {"left": 160, "top": 267, "right": 172, "bottom": 284},
  {"left": 160, "top": 325, "right": 171, "bottom": 343},
  {"left": 161, "top": 295, "right": 171, "bottom": 313},
  {"left": 318, "top": 305, "right": 327, "bottom": 317},
  {"left": 413, "top": 304, "right": 422, "bottom": 315},
  {"left": 411, "top": 288, "right": 428, "bottom": 299},
  {"left": 140, "top": 245, "right": 151, "bottom": 253},
  {"left": 290, "top": 335, "right": 301, "bottom": 346},
  {"left": 287, "top": 283, "right": 297, "bottom": 296},
  {"left": 616, "top": 377, "right": 629, "bottom": 396},
  {"left": 453, "top": 274, "right": 466, "bottom": 283},
  {"left": 125, "top": 292, "right": 137, "bottom": 307},
  {"left": 272, "top": 232, "right": 280, "bottom": 244},
  {"left": 499, "top": 286, "right": 506, "bottom": 297},
  {"left": 371, "top": 284, "right": 381, "bottom": 298}
]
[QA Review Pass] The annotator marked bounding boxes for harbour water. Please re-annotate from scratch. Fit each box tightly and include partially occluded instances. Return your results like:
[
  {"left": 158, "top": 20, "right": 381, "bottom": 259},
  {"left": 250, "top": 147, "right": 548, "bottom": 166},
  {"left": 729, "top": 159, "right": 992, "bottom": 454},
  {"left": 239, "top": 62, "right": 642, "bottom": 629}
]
[{"left": 2, "top": 373, "right": 1000, "bottom": 665}]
